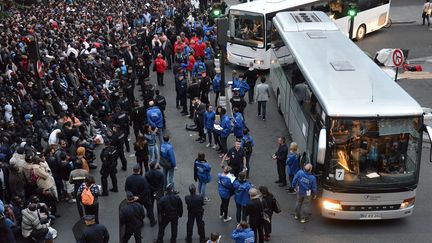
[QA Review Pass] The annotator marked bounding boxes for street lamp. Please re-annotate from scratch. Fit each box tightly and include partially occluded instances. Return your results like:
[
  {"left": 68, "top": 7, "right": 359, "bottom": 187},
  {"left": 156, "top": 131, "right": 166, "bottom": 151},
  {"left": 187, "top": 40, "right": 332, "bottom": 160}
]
[{"left": 347, "top": 6, "right": 357, "bottom": 39}]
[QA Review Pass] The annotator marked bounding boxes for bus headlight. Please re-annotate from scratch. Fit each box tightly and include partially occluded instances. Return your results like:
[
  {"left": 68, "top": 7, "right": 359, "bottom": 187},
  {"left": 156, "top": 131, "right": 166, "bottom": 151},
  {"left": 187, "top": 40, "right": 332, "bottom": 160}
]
[
  {"left": 400, "top": 198, "right": 415, "bottom": 209},
  {"left": 322, "top": 199, "right": 342, "bottom": 211},
  {"left": 254, "top": 60, "right": 264, "bottom": 65}
]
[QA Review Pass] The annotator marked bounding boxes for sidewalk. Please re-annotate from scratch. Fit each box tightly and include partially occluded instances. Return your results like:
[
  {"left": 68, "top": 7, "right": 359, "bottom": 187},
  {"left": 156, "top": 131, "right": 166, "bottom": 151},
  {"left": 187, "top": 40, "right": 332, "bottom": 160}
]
[{"left": 390, "top": 5, "right": 421, "bottom": 24}]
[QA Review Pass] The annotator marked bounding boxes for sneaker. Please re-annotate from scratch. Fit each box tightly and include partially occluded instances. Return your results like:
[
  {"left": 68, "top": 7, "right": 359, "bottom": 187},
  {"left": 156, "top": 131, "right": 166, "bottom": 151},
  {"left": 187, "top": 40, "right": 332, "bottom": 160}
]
[
  {"left": 294, "top": 215, "right": 299, "bottom": 220},
  {"left": 219, "top": 215, "right": 224, "bottom": 219},
  {"left": 206, "top": 143, "right": 211, "bottom": 147},
  {"left": 300, "top": 218, "right": 307, "bottom": 224},
  {"left": 223, "top": 216, "right": 232, "bottom": 222},
  {"left": 212, "top": 144, "right": 218, "bottom": 149},
  {"left": 256, "top": 114, "right": 261, "bottom": 117},
  {"left": 262, "top": 118, "right": 266, "bottom": 121}
]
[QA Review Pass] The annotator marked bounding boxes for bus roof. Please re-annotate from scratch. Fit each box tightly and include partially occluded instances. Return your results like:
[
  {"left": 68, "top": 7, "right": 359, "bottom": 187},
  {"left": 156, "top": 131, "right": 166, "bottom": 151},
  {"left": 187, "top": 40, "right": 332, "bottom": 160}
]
[
  {"left": 273, "top": 11, "right": 423, "bottom": 118},
  {"left": 229, "top": 0, "right": 320, "bottom": 15}
]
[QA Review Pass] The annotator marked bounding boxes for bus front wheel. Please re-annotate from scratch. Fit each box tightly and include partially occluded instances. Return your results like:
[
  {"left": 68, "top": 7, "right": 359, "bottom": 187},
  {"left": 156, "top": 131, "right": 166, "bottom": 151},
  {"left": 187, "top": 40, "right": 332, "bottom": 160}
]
[{"left": 356, "top": 24, "right": 366, "bottom": 41}]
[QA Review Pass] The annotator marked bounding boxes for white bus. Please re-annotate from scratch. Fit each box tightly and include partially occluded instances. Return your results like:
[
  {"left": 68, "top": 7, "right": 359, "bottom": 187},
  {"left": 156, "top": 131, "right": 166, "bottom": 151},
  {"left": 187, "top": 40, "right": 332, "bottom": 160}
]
[
  {"left": 227, "top": 0, "right": 391, "bottom": 70},
  {"left": 270, "top": 11, "right": 432, "bottom": 220}
]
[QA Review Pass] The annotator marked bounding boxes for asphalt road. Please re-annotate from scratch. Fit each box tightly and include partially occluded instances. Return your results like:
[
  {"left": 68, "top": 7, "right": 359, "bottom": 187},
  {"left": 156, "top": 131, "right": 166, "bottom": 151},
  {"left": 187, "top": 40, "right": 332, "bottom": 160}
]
[{"left": 19, "top": 1, "right": 432, "bottom": 243}]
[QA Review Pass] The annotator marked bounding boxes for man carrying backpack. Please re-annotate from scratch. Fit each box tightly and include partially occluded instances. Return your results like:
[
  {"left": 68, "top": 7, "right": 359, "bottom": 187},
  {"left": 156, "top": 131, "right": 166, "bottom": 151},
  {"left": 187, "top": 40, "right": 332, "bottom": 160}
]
[
  {"left": 100, "top": 140, "right": 119, "bottom": 196},
  {"left": 241, "top": 128, "right": 254, "bottom": 179},
  {"left": 77, "top": 176, "right": 101, "bottom": 223}
]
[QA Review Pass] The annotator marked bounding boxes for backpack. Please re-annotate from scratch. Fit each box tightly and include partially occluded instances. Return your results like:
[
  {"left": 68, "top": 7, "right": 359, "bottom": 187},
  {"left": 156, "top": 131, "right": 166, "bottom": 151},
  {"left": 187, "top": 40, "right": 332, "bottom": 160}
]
[
  {"left": 243, "top": 136, "right": 253, "bottom": 154},
  {"left": 81, "top": 184, "right": 95, "bottom": 206}
]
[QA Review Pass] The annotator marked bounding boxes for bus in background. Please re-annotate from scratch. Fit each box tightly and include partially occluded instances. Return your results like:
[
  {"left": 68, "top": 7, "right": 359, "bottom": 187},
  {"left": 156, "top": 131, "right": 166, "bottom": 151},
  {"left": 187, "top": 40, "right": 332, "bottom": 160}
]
[
  {"left": 227, "top": 0, "right": 391, "bottom": 70},
  {"left": 270, "top": 11, "right": 432, "bottom": 220}
]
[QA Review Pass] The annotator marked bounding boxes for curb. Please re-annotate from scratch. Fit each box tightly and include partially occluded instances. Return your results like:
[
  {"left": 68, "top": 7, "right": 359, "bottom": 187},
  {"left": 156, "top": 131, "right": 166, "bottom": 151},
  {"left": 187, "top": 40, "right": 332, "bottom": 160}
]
[{"left": 392, "top": 20, "right": 417, "bottom": 25}]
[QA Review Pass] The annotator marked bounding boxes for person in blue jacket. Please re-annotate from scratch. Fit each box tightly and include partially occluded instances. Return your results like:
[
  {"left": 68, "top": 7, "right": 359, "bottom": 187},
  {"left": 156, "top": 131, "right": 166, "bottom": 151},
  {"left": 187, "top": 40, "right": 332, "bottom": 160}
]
[
  {"left": 192, "top": 56, "right": 206, "bottom": 78},
  {"left": 231, "top": 221, "right": 255, "bottom": 243},
  {"left": 292, "top": 163, "right": 317, "bottom": 223},
  {"left": 160, "top": 135, "right": 177, "bottom": 190},
  {"left": 146, "top": 101, "right": 164, "bottom": 144},
  {"left": 204, "top": 104, "right": 216, "bottom": 148},
  {"left": 232, "top": 108, "right": 245, "bottom": 139},
  {"left": 218, "top": 166, "right": 234, "bottom": 222},
  {"left": 194, "top": 152, "right": 212, "bottom": 201},
  {"left": 212, "top": 68, "right": 225, "bottom": 105},
  {"left": 286, "top": 142, "right": 300, "bottom": 193},
  {"left": 233, "top": 171, "right": 252, "bottom": 223},
  {"left": 219, "top": 108, "right": 232, "bottom": 155},
  {"left": 238, "top": 76, "right": 250, "bottom": 98}
]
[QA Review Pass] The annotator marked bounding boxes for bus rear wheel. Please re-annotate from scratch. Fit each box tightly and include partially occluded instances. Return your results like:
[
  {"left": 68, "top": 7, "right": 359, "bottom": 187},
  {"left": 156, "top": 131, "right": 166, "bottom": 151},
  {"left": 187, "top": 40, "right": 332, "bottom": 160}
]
[{"left": 356, "top": 24, "right": 366, "bottom": 41}]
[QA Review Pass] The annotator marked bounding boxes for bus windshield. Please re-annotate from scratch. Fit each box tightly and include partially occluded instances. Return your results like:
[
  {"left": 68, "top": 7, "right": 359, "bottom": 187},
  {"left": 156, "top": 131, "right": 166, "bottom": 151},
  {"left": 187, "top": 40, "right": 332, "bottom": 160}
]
[
  {"left": 327, "top": 117, "right": 421, "bottom": 188},
  {"left": 229, "top": 10, "right": 265, "bottom": 48}
]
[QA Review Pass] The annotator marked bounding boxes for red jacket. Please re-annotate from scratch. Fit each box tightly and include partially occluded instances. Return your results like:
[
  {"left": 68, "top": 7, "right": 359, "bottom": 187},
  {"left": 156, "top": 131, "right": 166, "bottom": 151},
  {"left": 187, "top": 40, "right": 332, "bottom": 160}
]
[
  {"left": 187, "top": 55, "right": 196, "bottom": 71},
  {"left": 195, "top": 41, "right": 206, "bottom": 58},
  {"left": 155, "top": 57, "right": 166, "bottom": 74}
]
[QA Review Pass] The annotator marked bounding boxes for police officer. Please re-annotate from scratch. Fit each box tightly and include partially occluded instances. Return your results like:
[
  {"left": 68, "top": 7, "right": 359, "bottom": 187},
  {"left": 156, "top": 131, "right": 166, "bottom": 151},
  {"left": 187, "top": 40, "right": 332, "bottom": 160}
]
[
  {"left": 230, "top": 88, "right": 247, "bottom": 118},
  {"left": 113, "top": 106, "right": 130, "bottom": 153},
  {"left": 111, "top": 124, "right": 128, "bottom": 171},
  {"left": 145, "top": 163, "right": 165, "bottom": 223},
  {"left": 154, "top": 183, "right": 183, "bottom": 243},
  {"left": 178, "top": 73, "right": 189, "bottom": 116},
  {"left": 125, "top": 164, "right": 157, "bottom": 227},
  {"left": 193, "top": 97, "right": 206, "bottom": 143},
  {"left": 80, "top": 215, "right": 110, "bottom": 243},
  {"left": 100, "top": 140, "right": 119, "bottom": 196},
  {"left": 185, "top": 184, "right": 207, "bottom": 243},
  {"left": 120, "top": 191, "right": 145, "bottom": 243},
  {"left": 154, "top": 89, "right": 167, "bottom": 128},
  {"left": 130, "top": 100, "right": 146, "bottom": 139},
  {"left": 117, "top": 89, "right": 132, "bottom": 113},
  {"left": 187, "top": 79, "right": 200, "bottom": 119},
  {"left": 142, "top": 79, "right": 155, "bottom": 110}
]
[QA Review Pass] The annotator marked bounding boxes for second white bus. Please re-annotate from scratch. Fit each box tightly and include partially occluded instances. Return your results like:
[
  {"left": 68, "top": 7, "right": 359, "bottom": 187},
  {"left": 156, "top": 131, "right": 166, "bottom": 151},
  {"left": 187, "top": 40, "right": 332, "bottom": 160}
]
[{"left": 227, "top": 0, "right": 391, "bottom": 70}]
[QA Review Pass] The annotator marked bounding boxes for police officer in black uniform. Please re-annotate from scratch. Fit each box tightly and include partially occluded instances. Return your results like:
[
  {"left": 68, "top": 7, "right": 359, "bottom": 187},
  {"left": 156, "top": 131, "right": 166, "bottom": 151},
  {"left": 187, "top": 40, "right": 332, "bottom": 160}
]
[
  {"left": 113, "top": 106, "right": 130, "bottom": 153},
  {"left": 100, "top": 140, "right": 119, "bottom": 196},
  {"left": 185, "top": 184, "right": 207, "bottom": 243},
  {"left": 111, "top": 124, "right": 128, "bottom": 171},
  {"left": 193, "top": 97, "right": 206, "bottom": 143},
  {"left": 80, "top": 215, "right": 110, "bottom": 243},
  {"left": 130, "top": 100, "right": 146, "bottom": 139},
  {"left": 187, "top": 78, "right": 200, "bottom": 119},
  {"left": 145, "top": 163, "right": 165, "bottom": 223},
  {"left": 119, "top": 191, "right": 145, "bottom": 243},
  {"left": 230, "top": 88, "right": 247, "bottom": 118},
  {"left": 125, "top": 164, "right": 157, "bottom": 227},
  {"left": 154, "top": 89, "right": 167, "bottom": 129},
  {"left": 142, "top": 79, "right": 155, "bottom": 110},
  {"left": 154, "top": 183, "right": 183, "bottom": 243},
  {"left": 178, "top": 73, "right": 188, "bottom": 116}
]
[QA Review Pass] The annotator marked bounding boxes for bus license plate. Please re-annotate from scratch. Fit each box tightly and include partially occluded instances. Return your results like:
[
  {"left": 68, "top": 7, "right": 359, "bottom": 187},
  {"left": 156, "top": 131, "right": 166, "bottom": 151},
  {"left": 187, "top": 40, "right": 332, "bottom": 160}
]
[
  {"left": 239, "top": 62, "right": 248, "bottom": 67},
  {"left": 360, "top": 213, "right": 381, "bottom": 219}
]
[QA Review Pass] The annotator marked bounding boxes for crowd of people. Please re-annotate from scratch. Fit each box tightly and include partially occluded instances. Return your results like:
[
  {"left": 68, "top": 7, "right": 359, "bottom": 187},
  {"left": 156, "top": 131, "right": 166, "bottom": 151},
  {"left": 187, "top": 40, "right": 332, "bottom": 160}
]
[{"left": 0, "top": 0, "right": 319, "bottom": 242}]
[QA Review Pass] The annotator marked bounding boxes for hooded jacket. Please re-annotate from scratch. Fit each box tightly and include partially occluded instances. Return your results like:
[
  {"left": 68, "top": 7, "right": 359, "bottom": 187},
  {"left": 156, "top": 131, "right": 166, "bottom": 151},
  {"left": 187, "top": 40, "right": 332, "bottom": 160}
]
[
  {"left": 231, "top": 227, "right": 254, "bottom": 243},
  {"left": 233, "top": 180, "right": 252, "bottom": 207},
  {"left": 76, "top": 146, "right": 90, "bottom": 171}
]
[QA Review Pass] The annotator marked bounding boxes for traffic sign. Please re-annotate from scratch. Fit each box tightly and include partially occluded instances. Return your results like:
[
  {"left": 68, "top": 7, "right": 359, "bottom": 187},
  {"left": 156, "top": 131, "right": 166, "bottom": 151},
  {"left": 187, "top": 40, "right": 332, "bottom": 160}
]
[{"left": 392, "top": 49, "right": 404, "bottom": 67}]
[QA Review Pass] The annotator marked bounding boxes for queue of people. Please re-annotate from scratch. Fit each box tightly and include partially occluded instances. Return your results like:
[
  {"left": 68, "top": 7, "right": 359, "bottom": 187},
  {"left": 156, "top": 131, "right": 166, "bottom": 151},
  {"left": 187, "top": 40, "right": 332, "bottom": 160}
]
[{"left": 0, "top": 0, "right": 320, "bottom": 241}]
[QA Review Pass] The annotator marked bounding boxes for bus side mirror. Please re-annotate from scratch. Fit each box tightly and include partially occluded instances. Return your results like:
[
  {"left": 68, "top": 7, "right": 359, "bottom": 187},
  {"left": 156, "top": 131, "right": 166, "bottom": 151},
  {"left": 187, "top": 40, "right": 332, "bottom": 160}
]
[
  {"left": 317, "top": 128, "right": 326, "bottom": 165},
  {"left": 425, "top": 126, "right": 432, "bottom": 163}
]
